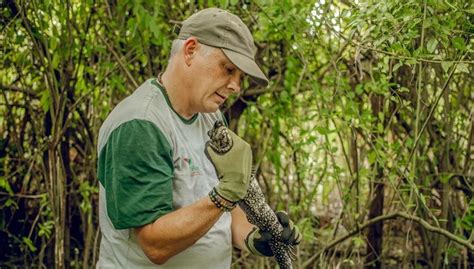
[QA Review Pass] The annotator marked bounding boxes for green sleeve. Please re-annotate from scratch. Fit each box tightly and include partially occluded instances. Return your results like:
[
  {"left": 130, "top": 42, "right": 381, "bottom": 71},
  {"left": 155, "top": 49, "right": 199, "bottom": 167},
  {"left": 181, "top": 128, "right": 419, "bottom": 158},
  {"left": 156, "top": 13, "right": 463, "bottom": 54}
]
[{"left": 97, "top": 119, "right": 174, "bottom": 229}]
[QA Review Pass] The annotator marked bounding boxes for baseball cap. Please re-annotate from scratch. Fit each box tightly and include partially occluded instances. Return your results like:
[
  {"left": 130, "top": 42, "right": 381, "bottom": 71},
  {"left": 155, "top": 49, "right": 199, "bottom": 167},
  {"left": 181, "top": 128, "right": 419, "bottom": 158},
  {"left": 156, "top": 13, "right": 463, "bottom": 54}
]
[{"left": 177, "top": 8, "right": 269, "bottom": 86}]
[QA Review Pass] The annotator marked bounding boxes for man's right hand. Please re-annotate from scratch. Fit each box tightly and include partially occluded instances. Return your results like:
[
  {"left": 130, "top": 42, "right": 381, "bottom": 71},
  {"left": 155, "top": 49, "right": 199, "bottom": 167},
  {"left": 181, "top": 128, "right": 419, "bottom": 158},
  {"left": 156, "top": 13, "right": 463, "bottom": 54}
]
[{"left": 205, "top": 128, "right": 252, "bottom": 202}]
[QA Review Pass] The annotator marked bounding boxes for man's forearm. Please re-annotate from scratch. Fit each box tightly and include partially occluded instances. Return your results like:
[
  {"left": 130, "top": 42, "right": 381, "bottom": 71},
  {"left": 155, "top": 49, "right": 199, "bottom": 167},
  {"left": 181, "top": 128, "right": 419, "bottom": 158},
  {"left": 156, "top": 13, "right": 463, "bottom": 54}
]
[
  {"left": 231, "top": 206, "right": 254, "bottom": 251},
  {"left": 135, "top": 196, "right": 223, "bottom": 265}
]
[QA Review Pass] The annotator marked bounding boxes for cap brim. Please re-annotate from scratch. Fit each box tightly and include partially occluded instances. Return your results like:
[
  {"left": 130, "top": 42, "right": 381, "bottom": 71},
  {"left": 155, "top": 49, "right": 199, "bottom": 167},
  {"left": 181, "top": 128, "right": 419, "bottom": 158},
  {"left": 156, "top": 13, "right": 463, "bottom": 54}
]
[{"left": 222, "top": 49, "right": 268, "bottom": 86}]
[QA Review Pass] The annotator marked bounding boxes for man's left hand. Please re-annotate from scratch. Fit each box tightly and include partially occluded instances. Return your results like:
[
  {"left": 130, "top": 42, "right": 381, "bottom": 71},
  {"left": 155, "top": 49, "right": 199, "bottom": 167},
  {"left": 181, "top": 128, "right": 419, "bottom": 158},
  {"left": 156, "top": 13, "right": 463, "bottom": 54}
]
[{"left": 244, "top": 211, "right": 302, "bottom": 257}]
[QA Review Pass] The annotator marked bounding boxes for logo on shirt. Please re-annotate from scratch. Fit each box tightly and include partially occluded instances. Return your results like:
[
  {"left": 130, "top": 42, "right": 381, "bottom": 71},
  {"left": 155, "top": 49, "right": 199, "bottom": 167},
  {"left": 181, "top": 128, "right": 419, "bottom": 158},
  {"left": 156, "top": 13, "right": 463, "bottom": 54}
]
[{"left": 182, "top": 157, "right": 202, "bottom": 176}]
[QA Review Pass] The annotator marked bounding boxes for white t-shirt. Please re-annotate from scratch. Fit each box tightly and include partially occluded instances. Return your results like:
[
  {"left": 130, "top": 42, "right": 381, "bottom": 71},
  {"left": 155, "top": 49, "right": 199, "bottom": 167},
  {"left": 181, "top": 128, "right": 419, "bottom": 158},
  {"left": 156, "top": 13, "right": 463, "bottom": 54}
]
[{"left": 96, "top": 78, "right": 232, "bottom": 268}]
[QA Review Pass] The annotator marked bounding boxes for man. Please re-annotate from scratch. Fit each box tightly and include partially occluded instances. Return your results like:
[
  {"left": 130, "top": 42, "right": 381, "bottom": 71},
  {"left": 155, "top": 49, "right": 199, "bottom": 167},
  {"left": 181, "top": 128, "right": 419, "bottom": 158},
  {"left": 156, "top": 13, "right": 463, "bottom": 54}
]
[{"left": 96, "top": 8, "right": 300, "bottom": 268}]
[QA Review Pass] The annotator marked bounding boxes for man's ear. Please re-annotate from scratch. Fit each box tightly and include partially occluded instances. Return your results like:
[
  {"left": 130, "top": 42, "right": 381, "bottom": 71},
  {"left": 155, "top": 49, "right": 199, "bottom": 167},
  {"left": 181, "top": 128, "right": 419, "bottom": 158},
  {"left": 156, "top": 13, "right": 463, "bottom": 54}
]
[{"left": 183, "top": 37, "right": 199, "bottom": 66}]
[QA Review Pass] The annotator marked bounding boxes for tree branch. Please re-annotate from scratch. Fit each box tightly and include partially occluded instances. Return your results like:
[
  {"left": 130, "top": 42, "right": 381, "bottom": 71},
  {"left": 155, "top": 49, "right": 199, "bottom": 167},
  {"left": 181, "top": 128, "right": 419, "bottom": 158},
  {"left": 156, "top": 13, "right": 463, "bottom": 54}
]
[
  {"left": 303, "top": 211, "right": 474, "bottom": 267},
  {"left": 0, "top": 83, "right": 38, "bottom": 98}
]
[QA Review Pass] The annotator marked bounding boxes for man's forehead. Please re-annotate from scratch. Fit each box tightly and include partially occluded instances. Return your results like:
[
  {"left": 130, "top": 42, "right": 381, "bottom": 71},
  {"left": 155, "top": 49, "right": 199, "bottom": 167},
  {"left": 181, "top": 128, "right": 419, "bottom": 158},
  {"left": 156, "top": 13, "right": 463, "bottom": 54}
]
[
  {"left": 215, "top": 49, "right": 231, "bottom": 63},
  {"left": 218, "top": 49, "right": 243, "bottom": 72}
]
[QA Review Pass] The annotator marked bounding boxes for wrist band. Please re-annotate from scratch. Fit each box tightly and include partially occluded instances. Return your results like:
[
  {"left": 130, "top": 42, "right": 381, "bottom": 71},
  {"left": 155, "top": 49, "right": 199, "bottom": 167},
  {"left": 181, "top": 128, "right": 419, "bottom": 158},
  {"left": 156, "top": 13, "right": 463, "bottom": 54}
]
[{"left": 209, "top": 188, "right": 237, "bottom": 212}]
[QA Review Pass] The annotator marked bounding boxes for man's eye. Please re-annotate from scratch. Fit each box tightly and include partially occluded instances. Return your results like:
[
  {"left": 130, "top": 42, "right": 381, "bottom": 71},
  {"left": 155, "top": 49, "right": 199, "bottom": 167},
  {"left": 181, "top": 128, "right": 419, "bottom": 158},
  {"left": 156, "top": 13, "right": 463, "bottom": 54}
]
[{"left": 226, "top": 67, "right": 234, "bottom": 74}]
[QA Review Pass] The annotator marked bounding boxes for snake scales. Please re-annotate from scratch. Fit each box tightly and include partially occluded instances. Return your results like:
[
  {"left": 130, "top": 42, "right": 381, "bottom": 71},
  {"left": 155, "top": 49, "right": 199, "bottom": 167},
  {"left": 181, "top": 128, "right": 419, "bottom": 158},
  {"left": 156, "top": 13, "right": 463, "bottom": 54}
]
[{"left": 207, "top": 121, "right": 295, "bottom": 269}]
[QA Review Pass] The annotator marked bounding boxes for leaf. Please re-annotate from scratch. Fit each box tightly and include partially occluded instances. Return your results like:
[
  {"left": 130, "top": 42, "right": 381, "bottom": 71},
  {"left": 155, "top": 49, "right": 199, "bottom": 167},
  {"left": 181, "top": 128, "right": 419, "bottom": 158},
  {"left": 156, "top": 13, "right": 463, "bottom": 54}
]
[
  {"left": 399, "top": 87, "right": 409, "bottom": 93},
  {"left": 4, "top": 198, "right": 17, "bottom": 208},
  {"left": 281, "top": 91, "right": 289, "bottom": 102},
  {"left": 462, "top": 216, "right": 474, "bottom": 229},
  {"left": 426, "top": 38, "right": 438, "bottom": 53},
  {"left": 377, "top": 123, "right": 384, "bottom": 133},
  {"left": 440, "top": 173, "right": 452, "bottom": 184},
  {"left": 0, "top": 176, "right": 13, "bottom": 195},
  {"left": 368, "top": 151, "right": 377, "bottom": 164},
  {"left": 39, "top": 90, "right": 51, "bottom": 112},
  {"left": 219, "top": 0, "right": 229, "bottom": 8},
  {"left": 52, "top": 54, "right": 61, "bottom": 69},
  {"left": 378, "top": 112, "right": 384, "bottom": 122},
  {"left": 23, "top": 237, "right": 37, "bottom": 252},
  {"left": 50, "top": 37, "right": 58, "bottom": 51},
  {"left": 452, "top": 37, "right": 466, "bottom": 51},
  {"left": 140, "top": 54, "right": 148, "bottom": 67},
  {"left": 38, "top": 220, "right": 54, "bottom": 238},
  {"left": 419, "top": 193, "right": 426, "bottom": 205},
  {"left": 352, "top": 236, "right": 365, "bottom": 248},
  {"left": 392, "top": 62, "right": 403, "bottom": 72},
  {"left": 149, "top": 19, "right": 161, "bottom": 39},
  {"left": 456, "top": 63, "right": 469, "bottom": 74},
  {"left": 315, "top": 126, "right": 329, "bottom": 135},
  {"left": 441, "top": 61, "right": 453, "bottom": 73}
]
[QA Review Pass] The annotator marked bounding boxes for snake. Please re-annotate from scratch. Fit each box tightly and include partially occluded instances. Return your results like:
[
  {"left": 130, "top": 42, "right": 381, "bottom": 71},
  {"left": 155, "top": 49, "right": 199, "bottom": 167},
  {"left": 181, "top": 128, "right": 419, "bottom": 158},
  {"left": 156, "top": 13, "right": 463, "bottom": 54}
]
[{"left": 207, "top": 121, "right": 295, "bottom": 269}]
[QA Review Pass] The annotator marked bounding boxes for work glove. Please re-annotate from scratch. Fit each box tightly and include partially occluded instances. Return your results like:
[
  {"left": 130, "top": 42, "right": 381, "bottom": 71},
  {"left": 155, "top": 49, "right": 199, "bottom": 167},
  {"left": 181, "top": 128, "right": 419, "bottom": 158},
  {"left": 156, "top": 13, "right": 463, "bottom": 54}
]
[
  {"left": 205, "top": 128, "right": 252, "bottom": 203},
  {"left": 245, "top": 211, "right": 302, "bottom": 257}
]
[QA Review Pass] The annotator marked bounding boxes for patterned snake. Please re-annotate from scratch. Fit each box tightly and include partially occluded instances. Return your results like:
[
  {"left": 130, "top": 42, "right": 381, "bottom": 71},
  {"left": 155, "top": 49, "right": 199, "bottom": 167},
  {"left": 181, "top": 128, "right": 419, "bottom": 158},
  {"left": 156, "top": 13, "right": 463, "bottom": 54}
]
[{"left": 207, "top": 121, "right": 295, "bottom": 269}]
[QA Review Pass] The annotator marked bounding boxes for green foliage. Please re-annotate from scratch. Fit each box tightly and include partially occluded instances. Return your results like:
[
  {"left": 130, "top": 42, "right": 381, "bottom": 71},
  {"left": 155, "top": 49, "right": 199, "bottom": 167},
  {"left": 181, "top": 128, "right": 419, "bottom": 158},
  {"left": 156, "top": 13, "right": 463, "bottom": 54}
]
[
  {"left": 1, "top": 0, "right": 473, "bottom": 268},
  {"left": 22, "top": 237, "right": 37, "bottom": 253}
]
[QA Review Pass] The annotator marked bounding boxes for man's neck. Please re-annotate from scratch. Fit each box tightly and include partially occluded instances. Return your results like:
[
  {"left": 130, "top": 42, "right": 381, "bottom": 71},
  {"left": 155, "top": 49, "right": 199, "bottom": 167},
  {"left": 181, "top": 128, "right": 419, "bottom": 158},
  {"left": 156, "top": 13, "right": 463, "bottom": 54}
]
[{"left": 160, "top": 70, "right": 196, "bottom": 119}]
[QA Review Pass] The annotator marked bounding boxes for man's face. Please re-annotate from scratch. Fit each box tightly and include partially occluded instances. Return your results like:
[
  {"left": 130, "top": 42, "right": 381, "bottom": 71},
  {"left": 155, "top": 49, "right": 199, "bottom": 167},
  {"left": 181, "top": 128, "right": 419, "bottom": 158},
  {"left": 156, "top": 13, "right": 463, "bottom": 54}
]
[{"left": 187, "top": 45, "right": 244, "bottom": 114}]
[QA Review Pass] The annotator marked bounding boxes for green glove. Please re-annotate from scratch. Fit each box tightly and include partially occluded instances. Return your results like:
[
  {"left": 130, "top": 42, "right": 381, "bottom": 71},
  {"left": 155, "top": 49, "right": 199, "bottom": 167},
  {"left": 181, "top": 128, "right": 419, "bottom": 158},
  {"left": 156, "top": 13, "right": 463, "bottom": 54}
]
[
  {"left": 245, "top": 211, "right": 302, "bottom": 257},
  {"left": 205, "top": 128, "right": 252, "bottom": 202}
]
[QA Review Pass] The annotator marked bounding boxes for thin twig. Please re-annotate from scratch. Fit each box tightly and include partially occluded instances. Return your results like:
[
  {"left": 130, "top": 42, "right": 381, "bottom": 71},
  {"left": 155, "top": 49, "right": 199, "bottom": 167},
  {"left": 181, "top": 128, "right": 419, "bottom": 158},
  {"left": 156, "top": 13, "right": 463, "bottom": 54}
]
[
  {"left": 0, "top": 191, "right": 47, "bottom": 199},
  {"left": 95, "top": 30, "right": 139, "bottom": 89}
]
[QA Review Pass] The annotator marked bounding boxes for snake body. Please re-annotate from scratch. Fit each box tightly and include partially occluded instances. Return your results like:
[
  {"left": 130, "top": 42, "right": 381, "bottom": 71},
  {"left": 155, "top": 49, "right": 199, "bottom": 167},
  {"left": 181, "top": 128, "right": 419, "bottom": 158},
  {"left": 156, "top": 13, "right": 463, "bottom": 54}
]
[{"left": 208, "top": 121, "right": 294, "bottom": 269}]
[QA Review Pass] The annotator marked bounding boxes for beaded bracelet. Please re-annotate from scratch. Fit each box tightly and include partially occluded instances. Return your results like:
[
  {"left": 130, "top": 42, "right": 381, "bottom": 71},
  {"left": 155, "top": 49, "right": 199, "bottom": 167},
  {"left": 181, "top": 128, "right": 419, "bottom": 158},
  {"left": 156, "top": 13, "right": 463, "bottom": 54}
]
[{"left": 209, "top": 188, "right": 236, "bottom": 212}]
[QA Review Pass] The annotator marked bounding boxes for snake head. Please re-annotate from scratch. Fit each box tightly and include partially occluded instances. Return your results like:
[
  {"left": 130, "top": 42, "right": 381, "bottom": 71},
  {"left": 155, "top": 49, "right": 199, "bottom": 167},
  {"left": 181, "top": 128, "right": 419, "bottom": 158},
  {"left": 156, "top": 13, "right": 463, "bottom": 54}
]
[{"left": 207, "top": 121, "right": 233, "bottom": 154}]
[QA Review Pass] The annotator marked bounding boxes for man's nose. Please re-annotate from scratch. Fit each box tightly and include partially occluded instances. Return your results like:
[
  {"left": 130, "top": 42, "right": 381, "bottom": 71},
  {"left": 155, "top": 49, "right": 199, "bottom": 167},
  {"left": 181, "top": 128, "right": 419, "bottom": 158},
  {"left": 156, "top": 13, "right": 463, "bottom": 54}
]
[{"left": 228, "top": 73, "right": 241, "bottom": 93}]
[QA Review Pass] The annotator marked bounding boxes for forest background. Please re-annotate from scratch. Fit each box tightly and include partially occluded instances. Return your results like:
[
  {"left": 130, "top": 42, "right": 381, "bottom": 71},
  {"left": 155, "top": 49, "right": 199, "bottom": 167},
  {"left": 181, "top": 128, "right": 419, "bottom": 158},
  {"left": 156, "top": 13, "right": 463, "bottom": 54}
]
[{"left": 1, "top": 0, "right": 473, "bottom": 268}]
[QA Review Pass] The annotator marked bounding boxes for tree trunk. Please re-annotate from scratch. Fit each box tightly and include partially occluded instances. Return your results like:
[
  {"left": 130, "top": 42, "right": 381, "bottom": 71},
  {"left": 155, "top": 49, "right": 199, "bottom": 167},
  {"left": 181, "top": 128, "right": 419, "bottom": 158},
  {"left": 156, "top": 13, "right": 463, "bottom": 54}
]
[
  {"left": 365, "top": 94, "right": 385, "bottom": 268},
  {"left": 365, "top": 165, "right": 385, "bottom": 268}
]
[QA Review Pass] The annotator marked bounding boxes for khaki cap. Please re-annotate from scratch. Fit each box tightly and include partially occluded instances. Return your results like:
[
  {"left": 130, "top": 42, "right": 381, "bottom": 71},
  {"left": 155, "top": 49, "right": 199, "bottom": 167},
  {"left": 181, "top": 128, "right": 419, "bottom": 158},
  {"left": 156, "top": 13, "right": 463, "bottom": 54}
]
[{"left": 178, "top": 8, "right": 268, "bottom": 86}]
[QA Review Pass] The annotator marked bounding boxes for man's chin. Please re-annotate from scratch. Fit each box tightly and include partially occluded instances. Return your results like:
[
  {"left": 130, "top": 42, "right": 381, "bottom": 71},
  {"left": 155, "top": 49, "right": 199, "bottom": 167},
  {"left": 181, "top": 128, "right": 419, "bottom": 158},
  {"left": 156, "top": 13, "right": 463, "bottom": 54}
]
[{"left": 201, "top": 104, "right": 220, "bottom": 113}]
